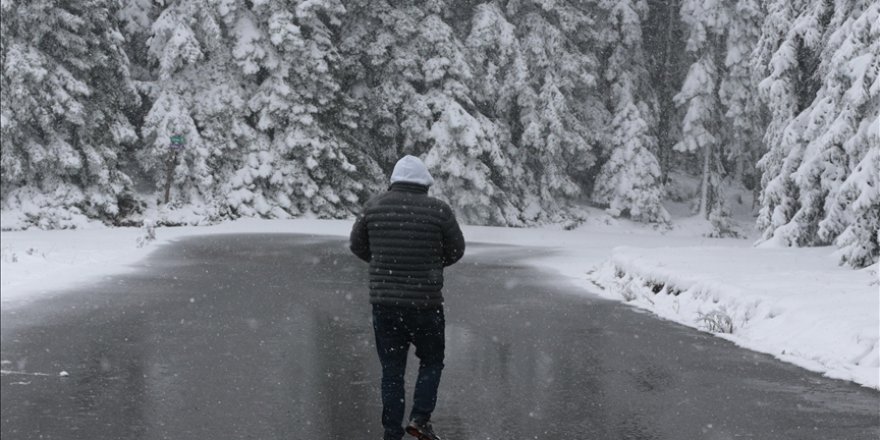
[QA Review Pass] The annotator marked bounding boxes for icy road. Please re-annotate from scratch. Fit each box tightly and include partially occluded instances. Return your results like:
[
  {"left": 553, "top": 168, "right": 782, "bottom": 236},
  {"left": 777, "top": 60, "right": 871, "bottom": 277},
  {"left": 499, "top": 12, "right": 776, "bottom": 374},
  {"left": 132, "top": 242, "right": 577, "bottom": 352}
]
[{"left": 1, "top": 234, "right": 878, "bottom": 439}]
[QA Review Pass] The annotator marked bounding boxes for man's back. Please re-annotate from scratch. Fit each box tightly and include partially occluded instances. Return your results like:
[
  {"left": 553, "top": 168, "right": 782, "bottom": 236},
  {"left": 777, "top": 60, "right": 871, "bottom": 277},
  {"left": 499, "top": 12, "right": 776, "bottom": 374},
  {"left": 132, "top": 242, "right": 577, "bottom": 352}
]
[{"left": 350, "top": 181, "right": 465, "bottom": 309}]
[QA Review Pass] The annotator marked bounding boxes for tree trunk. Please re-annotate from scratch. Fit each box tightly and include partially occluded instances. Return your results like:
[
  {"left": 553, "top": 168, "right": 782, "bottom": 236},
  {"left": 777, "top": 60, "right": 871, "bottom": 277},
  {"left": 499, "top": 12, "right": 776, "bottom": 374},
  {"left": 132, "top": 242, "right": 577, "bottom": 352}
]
[
  {"left": 657, "top": 0, "right": 680, "bottom": 183},
  {"left": 699, "top": 145, "right": 711, "bottom": 219},
  {"left": 164, "top": 152, "right": 177, "bottom": 204}
]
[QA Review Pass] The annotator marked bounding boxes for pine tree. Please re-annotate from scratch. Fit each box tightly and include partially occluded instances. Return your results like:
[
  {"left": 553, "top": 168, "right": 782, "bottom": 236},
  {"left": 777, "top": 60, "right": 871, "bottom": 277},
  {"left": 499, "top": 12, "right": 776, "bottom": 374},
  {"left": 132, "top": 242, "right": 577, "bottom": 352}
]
[
  {"left": 229, "top": 0, "right": 376, "bottom": 219},
  {"left": 830, "top": 147, "right": 879, "bottom": 268},
  {"left": 137, "top": 0, "right": 248, "bottom": 220},
  {"left": 755, "top": 0, "right": 879, "bottom": 267},
  {"left": 643, "top": 0, "right": 687, "bottom": 183},
  {"left": 592, "top": 0, "right": 669, "bottom": 223},
  {"left": 463, "top": 2, "right": 531, "bottom": 223},
  {"left": 402, "top": 11, "right": 514, "bottom": 224},
  {"left": 754, "top": 0, "right": 820, "bottom": 245},
  {"left": 815, "top": 2, "right": 879, "bottom": 267},
  {"left": 1, "top": 0, "right": 140, "bottom": 227},
  {"left": 673, "top": 0, "right": 731, "bottom": 232},
  {"left": 506, "top": 1, "right": 606, "bottom": 221},
  {"left": 338, "top": 1, "right": 520, "bottom": 225},
  {"left": 718, "top": 0, "right": 765, "bottom": 191}
]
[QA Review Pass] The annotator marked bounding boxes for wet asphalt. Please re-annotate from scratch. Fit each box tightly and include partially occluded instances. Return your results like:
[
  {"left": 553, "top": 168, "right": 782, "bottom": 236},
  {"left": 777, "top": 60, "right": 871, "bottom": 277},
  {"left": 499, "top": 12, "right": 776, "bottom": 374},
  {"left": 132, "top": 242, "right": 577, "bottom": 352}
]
[{"left": 1, "top": 234, "right": 878, "bottom": 440}]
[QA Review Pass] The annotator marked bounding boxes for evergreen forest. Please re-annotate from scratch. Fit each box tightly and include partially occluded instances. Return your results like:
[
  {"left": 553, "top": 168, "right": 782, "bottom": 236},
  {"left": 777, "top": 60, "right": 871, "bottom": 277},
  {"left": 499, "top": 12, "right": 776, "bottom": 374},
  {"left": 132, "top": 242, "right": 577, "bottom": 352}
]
[{"left": 1, "top": 0, "right": 877, "bottom": 267}]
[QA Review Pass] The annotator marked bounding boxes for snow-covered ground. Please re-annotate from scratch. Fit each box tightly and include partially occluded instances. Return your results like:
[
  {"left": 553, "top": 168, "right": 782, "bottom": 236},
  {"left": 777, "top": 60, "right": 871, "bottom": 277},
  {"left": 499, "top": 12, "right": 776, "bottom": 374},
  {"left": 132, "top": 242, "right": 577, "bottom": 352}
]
[
  {"left": 1, "top": 216, "right": 877, "bottom": 389},
  {"left": 588, "top": 246, "right": 879, "bottom": 389}
]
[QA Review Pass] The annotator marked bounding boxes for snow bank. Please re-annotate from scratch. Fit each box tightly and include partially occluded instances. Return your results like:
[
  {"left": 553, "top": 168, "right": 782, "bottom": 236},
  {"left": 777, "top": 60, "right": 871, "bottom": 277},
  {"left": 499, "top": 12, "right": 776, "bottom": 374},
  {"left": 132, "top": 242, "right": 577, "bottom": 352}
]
[{"left": 589, "top": 246, "right": 880, "bottom": 389}]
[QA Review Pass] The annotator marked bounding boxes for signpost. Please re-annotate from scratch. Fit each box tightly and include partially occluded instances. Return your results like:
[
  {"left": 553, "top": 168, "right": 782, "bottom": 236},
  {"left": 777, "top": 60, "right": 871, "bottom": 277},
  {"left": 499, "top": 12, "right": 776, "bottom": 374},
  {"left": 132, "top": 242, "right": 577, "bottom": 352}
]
[
  {"left": 170, "top": 135, "right": 185, "bottom": 150},
  {"left": 164, "top": 134, "right": 185, "bottom": 204}
]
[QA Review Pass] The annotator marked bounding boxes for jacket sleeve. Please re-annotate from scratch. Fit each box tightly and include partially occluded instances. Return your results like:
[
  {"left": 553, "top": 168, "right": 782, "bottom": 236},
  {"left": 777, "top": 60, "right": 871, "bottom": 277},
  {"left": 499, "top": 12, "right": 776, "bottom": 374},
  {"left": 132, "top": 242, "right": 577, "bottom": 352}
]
[
  {"left": 441, "top": 207, "right": 465, "bottom": 267},
  {"left": 349, "top": 211, "right": 371, "bottom": 263}
]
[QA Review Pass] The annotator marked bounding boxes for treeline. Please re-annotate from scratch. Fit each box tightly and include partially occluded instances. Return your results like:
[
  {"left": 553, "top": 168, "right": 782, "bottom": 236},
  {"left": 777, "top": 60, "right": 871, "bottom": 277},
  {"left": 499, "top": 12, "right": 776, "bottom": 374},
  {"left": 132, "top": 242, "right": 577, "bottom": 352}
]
[{"left": 0, "top": 0, "right": 876, "bottom": 267}]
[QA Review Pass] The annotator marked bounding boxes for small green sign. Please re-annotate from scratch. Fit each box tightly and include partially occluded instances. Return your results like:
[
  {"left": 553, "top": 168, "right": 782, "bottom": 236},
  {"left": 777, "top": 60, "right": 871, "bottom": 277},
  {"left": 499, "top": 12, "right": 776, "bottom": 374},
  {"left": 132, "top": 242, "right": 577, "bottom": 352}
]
[{"left": 170, "top": 135, "right": 185, "bottom": 145}]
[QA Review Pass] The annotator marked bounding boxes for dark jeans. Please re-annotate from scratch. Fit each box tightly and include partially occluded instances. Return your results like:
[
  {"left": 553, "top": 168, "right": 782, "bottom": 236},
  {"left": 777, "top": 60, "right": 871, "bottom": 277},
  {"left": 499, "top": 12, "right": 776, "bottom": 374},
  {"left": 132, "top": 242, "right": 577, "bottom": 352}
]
[{"left": 372, "top": 304, "right": 445, "bottom": 440}]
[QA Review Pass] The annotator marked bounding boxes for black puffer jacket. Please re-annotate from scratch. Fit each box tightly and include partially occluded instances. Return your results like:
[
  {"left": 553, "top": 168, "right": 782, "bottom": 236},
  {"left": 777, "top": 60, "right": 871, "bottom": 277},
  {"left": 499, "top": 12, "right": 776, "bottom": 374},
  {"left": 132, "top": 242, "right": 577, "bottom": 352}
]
[{"left": 349, "top": 182, "right": 465, "bottom": 308}]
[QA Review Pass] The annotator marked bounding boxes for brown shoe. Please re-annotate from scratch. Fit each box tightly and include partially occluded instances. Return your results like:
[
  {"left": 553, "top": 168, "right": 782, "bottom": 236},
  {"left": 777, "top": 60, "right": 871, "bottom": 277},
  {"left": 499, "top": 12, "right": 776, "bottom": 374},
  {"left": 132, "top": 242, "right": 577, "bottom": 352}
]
[{"left": 405, "top": 419, "right": 442, "bottom": 440}]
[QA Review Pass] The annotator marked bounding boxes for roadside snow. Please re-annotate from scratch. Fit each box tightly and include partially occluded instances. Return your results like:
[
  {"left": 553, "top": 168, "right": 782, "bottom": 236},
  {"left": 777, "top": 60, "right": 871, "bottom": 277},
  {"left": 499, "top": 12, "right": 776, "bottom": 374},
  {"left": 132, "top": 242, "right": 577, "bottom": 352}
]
[
  {"left": 1, "top": 216, "right": 877, "bottom": 389},
  {"left": 588, "top": 246, "right": 879, "bottom": 389}
]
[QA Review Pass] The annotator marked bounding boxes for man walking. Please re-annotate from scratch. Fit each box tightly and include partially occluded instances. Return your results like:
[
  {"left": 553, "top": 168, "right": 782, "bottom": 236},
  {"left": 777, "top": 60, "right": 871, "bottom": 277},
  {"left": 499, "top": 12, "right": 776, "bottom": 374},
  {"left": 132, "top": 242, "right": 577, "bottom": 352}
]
[{"left": 350, "top": 155, "right": 465, "bottom": 440}]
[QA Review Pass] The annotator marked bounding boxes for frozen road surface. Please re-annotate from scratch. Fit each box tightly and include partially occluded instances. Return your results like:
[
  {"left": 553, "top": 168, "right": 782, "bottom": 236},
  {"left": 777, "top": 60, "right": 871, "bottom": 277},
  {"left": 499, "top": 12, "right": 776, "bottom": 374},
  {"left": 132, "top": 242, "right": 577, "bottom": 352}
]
[{"left": 2, "top": 234, "right": 878, "bottom": 439}]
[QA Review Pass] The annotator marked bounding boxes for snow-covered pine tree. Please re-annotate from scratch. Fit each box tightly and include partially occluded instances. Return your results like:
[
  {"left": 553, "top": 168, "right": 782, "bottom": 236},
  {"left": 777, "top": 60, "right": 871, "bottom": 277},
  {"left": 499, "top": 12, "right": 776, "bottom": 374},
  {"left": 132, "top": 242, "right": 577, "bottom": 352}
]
[
  {"left": 591, "top": 0, "right": 669, "bottom": 223},
  {"left": 753, "top": 0, "right": 808, "bottom": 244},
  {"left": 228, "top": 0, "right": 377, "bottom": 219},
  {"left": 336, "top": 0, "right": 410, "bottom": 170},
  {"left": 755, "top": 0, "right": 879, "bottom": 267},
  {"left": 643, "top": 0, "right": 687, "bottom": 182},
  {"left": 829, "top": 146, "right": 878, "bottom": 268},
  {"left": 466, "top": 3, "right": 522, "bottom": 115},
  {"left": 783, "top": 1, "right": 854, "bottom": 248},
  {"left": 813, "top": 2, "right": 879, "bottom": 267},
  {"left": 1, "top": 0, "right": 140, "bottom": 228},
  {"left": 505, "top": 0, "right": 606, "bottom": 222},
  {"left": 461, "top": 2, "right": 530, "bottom": 223},
  {"left": 338, "top": 1, "right": 520, "bottom": 225},
  {"left": 400, "top": 10, "right": 512, "bottom": 224},
  {"left": 673, "top": 0, "right": 731, "bottom": 232},
  {"left": 755, "top": 0, "right": 835, "bottom": 247},
  {"left": 718, "top": 0, "right": 766, "bottom": 193},
  {"left": 138, "top": 0, "right": 250, "bottom": 221}
]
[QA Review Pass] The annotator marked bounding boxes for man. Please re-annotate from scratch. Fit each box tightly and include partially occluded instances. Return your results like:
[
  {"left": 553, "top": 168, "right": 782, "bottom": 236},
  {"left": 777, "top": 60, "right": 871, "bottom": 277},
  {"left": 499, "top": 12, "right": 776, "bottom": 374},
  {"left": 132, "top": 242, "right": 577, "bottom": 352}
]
[{"left": 349, "top": 155, "right": 465, "bottom": 440}]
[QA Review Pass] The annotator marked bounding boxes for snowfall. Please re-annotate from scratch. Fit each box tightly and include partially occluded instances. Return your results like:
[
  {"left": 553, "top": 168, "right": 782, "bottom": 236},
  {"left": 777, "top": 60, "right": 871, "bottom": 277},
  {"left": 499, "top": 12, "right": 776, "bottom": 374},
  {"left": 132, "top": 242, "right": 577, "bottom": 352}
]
[{"left": 1, "top": 213, "right": 878, "bottom": 390}]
